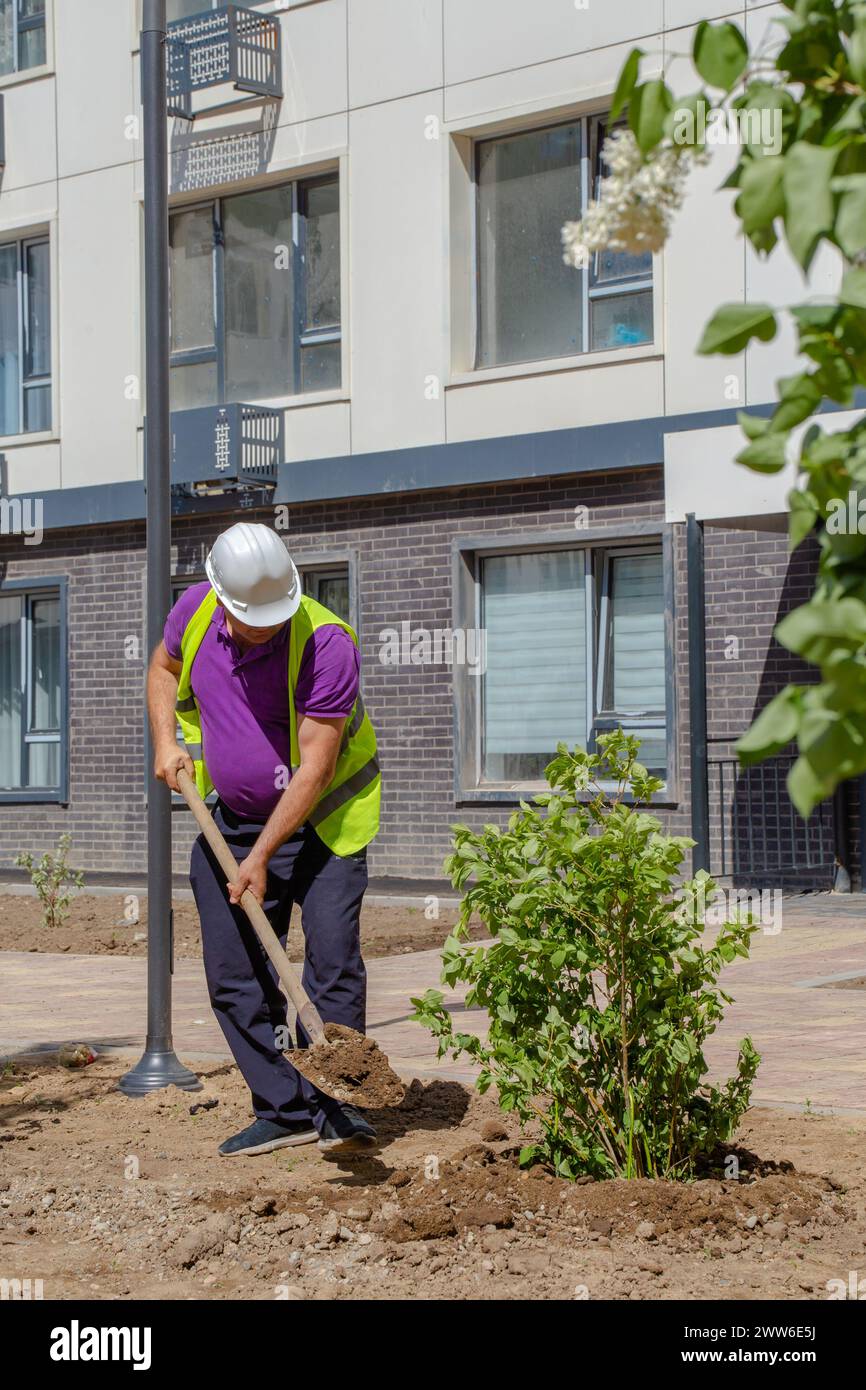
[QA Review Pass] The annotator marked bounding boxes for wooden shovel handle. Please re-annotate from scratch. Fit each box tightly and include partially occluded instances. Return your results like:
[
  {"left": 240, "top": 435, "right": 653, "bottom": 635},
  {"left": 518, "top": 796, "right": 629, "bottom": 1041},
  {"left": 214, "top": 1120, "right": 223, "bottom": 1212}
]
[{"left": 176, "top": 767, "right": 327, "bottom": 1045}]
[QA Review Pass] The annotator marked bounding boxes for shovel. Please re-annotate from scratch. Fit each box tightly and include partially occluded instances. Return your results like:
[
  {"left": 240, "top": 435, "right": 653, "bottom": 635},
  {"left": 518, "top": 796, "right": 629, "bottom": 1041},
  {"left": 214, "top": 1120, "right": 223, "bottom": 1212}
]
[{"left": 177, "top": 767, "right": 404, "bottom": 1109}]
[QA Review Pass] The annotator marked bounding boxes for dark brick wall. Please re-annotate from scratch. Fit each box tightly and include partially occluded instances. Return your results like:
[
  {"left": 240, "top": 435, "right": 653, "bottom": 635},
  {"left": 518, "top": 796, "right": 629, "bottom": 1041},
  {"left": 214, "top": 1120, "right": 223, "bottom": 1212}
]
[{"left": 0, "top": 469, "right": 836, "bottom": 887}]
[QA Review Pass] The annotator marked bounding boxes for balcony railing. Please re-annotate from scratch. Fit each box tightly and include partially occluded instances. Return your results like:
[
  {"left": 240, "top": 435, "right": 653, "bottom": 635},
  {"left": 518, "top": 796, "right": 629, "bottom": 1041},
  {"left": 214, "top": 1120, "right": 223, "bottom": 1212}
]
[
  {"left": 166, "top": 5, "right": 282, "bottom": 121},
  {"left": 168, "top": 403, "right": 283, "bottom": 497}
]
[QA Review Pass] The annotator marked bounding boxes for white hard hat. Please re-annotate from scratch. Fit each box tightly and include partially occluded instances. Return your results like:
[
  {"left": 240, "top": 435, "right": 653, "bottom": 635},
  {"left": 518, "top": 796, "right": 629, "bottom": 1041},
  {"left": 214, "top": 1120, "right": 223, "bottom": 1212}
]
[{"left": 205, "top": 523, "right": 301, "bottom": 627}]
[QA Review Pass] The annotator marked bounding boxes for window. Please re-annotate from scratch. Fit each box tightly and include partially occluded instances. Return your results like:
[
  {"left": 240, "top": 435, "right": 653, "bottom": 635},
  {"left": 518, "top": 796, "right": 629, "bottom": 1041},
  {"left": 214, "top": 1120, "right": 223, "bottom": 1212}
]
[
  {"left": 594, "top": 550, "right": 667, "bottom": 772},
  {"left": 163, "top": 1, "right": 278, "bottom": 22},
  {"left": 475, "top": 115, "right": 653, "bottom": 369},
  {"left": 0, "top": 582, "right": 65, "bottom": 800},
  {"left": 169, "top": 176, "right": 341, "bottom": 411},
  {"left": 167, "top": 0, "right": 217, "bottom": 18},
  {"left": 166, "top": 0, "right": 268, "bottom": 16},
  {"left": 0, "top": 235, "right": 51, "bottom": 436},
  {"left": 0, "top": 0, "right": 46, "bottom": 77},
  {"left": 479, "top": 546, "right": 666, "bottom": 785},
  {"left": 302, "top": 567, "right": 350, "bottom": 624}
]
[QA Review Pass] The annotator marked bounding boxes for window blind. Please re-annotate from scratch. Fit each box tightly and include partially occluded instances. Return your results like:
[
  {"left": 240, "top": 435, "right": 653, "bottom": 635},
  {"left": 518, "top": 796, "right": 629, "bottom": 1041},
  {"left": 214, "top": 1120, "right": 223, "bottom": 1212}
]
[
  {"left": 605, "top": 552, "right": 665, "bottom": 713},
  {"left": 483, "top": 550, "right": 587, "bottom": 756}
]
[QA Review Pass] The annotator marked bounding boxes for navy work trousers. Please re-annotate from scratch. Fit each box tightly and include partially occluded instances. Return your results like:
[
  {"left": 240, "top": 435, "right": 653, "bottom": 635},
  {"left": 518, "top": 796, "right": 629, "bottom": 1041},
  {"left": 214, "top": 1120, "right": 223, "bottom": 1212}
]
[{"left": 189, "top": 801, "right": 368, "bottom": 1130}]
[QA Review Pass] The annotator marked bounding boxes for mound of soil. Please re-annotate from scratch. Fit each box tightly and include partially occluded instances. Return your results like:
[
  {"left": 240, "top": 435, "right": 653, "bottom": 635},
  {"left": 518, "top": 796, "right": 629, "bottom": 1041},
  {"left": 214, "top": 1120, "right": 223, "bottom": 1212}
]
[
  {"left": 1, "top": 1055, "right": 862, "bottom": 1302},
  {"left": 286, "top": 1024, "right": 405, "bottom": 1108},
  {"left": 0, "top": 894, "right": 481, "bottom": 961}
]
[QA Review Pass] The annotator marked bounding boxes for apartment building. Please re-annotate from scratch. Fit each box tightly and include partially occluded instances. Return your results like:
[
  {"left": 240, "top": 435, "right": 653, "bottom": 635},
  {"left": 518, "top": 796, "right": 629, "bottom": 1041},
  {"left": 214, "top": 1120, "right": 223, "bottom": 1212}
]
[{"left": 0, "top": 0, "right": 853, "bottom": 887}]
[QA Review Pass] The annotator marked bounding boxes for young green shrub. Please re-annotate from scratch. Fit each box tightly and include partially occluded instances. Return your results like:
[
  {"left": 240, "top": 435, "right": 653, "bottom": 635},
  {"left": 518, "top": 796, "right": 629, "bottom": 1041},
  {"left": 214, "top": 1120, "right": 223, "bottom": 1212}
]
[
  {"left": 15, "top": 834, "right": 84, "bottom": 931},
  {"left": 412, "top": 732, "right": 760, "bottom": 1180}
]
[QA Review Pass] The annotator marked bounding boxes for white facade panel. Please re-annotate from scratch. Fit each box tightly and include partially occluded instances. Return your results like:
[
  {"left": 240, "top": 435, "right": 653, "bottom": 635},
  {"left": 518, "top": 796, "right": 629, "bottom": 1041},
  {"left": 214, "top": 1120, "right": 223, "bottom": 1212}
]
[
  {"left": 745, "top": 241, "right": 842, "bottom": 406},
  {"left": 56, "top": 165, "right": 140, "bottom": 489},
  {"left": 279, "top": 0, "right": 348, "bottom": 126},
  {"left": 664, "top": 1, "right": 745, "bottom": 29},
  {"left": 348, "top": 90, "right": 447, "bottom": 455},
  {"left": 447, "top": 358, "right": 664, "bottom": 445},
  {"left": 665, "top": 411, "right": 863, "bottom": 524},
  {"left": 0, "top": 78, "right": 57, "bottom": 193},
  {"left": 348, "top": 0, "right": 443, "bottom": 110},
  {"left": 3, "top": 442, "right": 61, "bottom": 495},
  {"left": 663, "top": 152, "right": 745, "bottom": 418},
  {"left": 284, "top": 400, "right": 351, "bottom": 464},
  {"left": 55, "top": 0, "right": 136, "bottom": 181},
  {"left": 443, "top": 0, "right": 664, "bottom": 88},
  {"left": 444, "top": 36, "right": 650, "bottom": 129}
]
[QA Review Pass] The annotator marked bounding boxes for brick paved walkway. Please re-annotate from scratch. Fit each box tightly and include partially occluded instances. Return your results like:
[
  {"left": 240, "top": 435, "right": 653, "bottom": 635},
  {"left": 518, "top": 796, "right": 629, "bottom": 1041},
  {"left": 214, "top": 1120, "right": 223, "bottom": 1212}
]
[{"left": 2, "top": 895, "right": 864, "bottom": 1108}]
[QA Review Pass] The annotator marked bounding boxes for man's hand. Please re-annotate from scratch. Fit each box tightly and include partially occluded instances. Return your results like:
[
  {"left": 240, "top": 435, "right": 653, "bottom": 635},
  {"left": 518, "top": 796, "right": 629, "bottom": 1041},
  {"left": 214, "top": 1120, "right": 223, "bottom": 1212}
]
[
  {"left": 154, "top": 743, "right": 194, "bottom": 793},
  {"left": 228, "top": 851, "right": 268, "bottom": 907}
]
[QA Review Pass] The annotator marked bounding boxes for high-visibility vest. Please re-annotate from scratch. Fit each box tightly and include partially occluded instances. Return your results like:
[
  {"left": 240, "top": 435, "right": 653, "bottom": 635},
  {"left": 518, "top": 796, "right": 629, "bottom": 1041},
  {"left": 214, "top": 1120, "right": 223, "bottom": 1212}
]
[{"left": 175, "top": 588, "right": 380, "bottom": 855}]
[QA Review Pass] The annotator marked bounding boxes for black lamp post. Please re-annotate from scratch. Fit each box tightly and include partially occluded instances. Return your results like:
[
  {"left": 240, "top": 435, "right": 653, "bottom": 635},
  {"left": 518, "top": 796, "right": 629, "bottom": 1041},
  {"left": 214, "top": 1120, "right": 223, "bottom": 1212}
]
[{"left": 120, "top": 0, "right": 200, "bottom": 1097}]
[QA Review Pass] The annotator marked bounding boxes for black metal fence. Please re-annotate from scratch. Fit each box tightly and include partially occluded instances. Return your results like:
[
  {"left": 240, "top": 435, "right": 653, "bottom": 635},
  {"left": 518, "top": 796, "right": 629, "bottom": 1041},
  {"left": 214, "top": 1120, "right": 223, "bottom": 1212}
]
[{"left": 707, "top": 754, "right": 836, "bottom": 882}]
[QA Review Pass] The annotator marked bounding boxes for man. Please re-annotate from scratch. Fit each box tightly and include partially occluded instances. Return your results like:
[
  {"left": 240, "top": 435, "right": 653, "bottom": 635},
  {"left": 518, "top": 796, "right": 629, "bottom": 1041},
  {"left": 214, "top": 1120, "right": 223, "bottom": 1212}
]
[{"left": 148, "top": 522, "right": 381, "bottom": 1157}]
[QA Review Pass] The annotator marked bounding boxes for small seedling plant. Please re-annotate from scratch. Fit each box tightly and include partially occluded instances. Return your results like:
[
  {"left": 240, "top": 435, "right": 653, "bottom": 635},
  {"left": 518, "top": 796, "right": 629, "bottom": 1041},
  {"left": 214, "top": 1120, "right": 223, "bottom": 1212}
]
[
  {"left": 15, "top": 834, "right": 84, "bottom": 931},
  {"left": 413, "top": 733, "right": 760, "bottom": 1180}
]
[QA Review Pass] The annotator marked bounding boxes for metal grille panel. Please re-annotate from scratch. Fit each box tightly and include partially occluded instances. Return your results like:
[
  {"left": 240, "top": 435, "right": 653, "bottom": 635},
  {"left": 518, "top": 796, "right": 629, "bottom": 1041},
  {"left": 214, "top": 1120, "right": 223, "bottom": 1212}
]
[
  {"left": 167, "top": 6, "right": 282, "bottom": 121},
  {"left": 168, "top": 403, "right": 283, "bottom": 492},
  {"left": 708, "top": 755, "right": 835, "bottom": 882}
]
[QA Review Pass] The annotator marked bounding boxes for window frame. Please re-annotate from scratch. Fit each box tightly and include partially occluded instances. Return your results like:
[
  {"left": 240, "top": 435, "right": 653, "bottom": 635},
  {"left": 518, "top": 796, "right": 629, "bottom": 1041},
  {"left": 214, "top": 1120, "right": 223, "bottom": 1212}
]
[
  {"left": 592, "top": 545, "right": 667, "bottom": 768},
  {"left": 0, "top": 232, "right": 52, "bottom": 440},
  {"left": 452, "top": 526, "right": 676, "bottom": 806},
  {"left": 0, "top": 0, "right": 48, "bottom": 81},
  {"left": 297, "top": 550, "right": 358, "bottom": 636},
  {"left": 0, "top": 575, "right": 68, "bottom": 804},
  {"left": 168, "top": 172, "right": 342, "bottom": 410},
  {"left": 473, "top": 113, "right": 654, "bottom": 372}
]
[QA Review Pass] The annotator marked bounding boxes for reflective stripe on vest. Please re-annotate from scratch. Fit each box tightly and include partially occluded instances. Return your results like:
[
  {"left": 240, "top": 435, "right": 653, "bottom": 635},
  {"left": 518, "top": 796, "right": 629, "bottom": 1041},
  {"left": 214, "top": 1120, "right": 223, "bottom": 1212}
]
[
  {"left": 341, "top": 693, "right": 367, "bottom": 750},
  {"left": 308, "top": 752, "right": 380, "bottom": 827}
]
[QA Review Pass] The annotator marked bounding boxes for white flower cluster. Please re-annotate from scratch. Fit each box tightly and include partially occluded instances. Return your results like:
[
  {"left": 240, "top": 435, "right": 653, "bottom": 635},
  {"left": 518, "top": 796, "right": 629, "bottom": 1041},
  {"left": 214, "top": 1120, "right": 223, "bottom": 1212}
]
[{"left": 562, "top": 127, "right": 704, "bottom": 265}]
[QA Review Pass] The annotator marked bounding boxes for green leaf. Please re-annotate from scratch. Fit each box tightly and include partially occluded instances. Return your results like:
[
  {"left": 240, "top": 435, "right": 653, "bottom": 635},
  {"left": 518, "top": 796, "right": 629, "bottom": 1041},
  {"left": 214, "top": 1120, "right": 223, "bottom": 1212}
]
[
  {"left": 736, "top": 431, "right": 789, "bottom": 473},
  {"left": 736, "top": 686, "right": 801, "bottom": 765},
  {"left": 836, "top": 182, "right": 866, "bottom": 260},
  {"left": 788, "top": 488, "right": 818, "bottom": 550},
  {"left": 776, "top": 598, "right": 866, "bottom": 657},
  {"left": 665, "top": 91, "right": 708, "bottom": 148},
  {"left": 786, "top": 755, "right": 825, "bottom": 818},
  {"left": 629, "top": 79, "right": 673, "bottom": 154},
  {"left": 693, "top": 20, "right": 748, "bottom": 91},
  {"left": 850, "top": 4, "right": 866, "bottom": 87},
  {"left": 771, "top": 372, "right": 822, "bottom": 432},
  {"left": 791, "top": 302, "right": 839, "bottom": 330},
  {"left": 699, "top": 303, "right": 777, "bottom": 355},
  {"left": 732, "top": 84, "right": 795, "bottom": 156},
  {"left": 840, "top": 267, "right": 866, "bottom": 310},
  {"left": 610, "top": 47, "right": 643, "bottom": 123},
  {"left": 737, "top": 410, "right": 771, "bottom": 441},
  {"left": 735, "top": 155, "right": 786, "bottom": 235},
  {"left": 670, "top": 1037, "right": 691, "bottom": 1065},
  {"left": 783, "top": 142, "right": 839, "bottom": 270}
]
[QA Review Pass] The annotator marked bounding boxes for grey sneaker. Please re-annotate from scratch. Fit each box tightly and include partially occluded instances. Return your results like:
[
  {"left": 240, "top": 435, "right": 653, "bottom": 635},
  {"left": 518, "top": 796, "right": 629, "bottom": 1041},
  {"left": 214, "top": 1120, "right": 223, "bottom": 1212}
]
[
  {"left": 219, "top": 1117, "right": 317, "bottom": 1157},
  {"left": 318, "top": 1104, "right": 378, "bottom": 1156}
]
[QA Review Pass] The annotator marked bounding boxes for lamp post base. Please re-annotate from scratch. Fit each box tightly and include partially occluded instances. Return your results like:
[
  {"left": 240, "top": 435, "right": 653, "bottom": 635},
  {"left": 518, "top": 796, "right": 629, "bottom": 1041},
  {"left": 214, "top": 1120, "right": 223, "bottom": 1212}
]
[{"left": 119, "top": 1047, "right": 202, "bottom": 1096}]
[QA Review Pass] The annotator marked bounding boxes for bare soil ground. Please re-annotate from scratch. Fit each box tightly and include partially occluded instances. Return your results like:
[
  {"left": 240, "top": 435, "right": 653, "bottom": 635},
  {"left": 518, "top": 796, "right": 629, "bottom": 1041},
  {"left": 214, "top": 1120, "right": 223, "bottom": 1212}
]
[
  {"left": 2, "top": 1054, "right": 863, "bottom": 1302},
  {"left": 0, "top": 894, "right": 481, "bottom": 961}
]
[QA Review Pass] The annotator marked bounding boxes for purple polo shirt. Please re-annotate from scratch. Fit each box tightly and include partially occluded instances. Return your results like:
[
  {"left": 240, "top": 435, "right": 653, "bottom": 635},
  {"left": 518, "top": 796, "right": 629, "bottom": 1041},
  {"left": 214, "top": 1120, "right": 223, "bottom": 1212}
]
[{"left": 164, "top": 581, "right": 360, "bottom": 819}]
